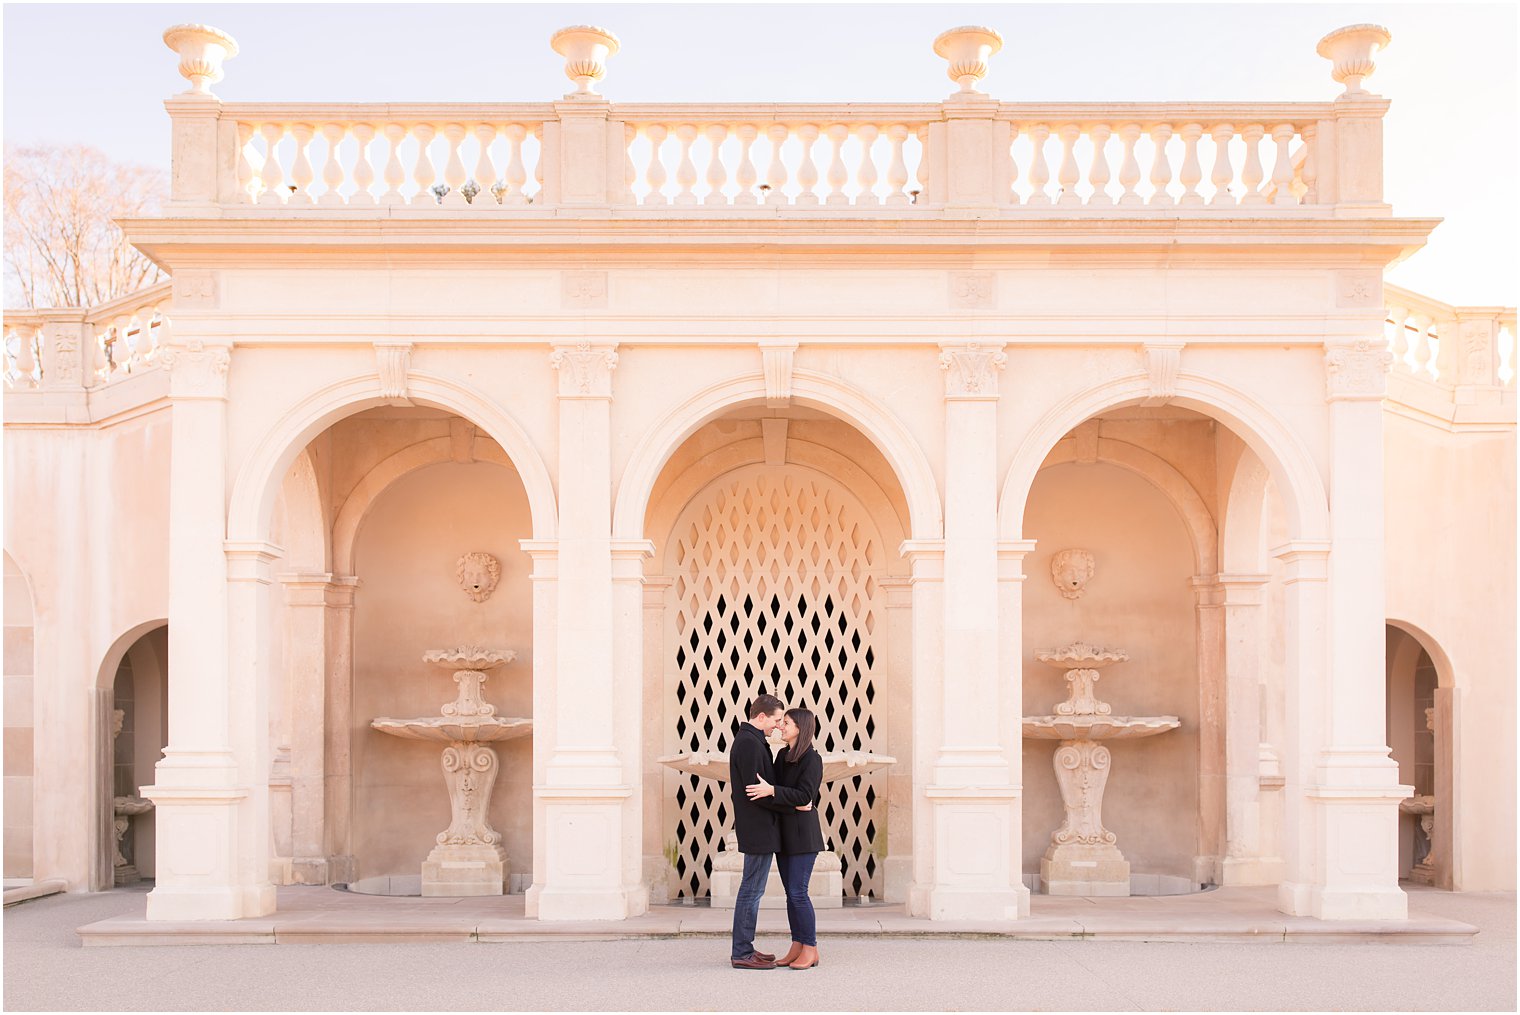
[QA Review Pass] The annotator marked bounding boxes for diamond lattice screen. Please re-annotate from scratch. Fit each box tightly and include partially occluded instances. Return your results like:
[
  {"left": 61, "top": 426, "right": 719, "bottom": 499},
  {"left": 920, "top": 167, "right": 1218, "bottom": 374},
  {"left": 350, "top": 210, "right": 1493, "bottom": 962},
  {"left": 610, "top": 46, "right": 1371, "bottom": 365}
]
[{"left": 669, "top": 467, "right": 882, "bottom": 899}]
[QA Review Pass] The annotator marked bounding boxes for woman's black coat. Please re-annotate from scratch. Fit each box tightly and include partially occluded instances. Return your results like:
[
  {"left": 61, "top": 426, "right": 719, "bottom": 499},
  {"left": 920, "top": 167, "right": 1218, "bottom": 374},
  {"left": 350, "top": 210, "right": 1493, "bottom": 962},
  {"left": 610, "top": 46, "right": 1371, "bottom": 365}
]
[{"left": 767, "top": 746, "right": 826, "bottom": 855}]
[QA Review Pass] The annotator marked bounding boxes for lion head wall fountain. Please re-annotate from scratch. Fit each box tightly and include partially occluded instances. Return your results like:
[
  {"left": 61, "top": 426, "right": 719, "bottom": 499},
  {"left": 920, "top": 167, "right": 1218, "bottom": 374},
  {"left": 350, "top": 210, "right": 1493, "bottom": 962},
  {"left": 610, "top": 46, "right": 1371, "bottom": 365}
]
[{"left": 1023, "top": 642, "right": 1179, "bottom": 896}]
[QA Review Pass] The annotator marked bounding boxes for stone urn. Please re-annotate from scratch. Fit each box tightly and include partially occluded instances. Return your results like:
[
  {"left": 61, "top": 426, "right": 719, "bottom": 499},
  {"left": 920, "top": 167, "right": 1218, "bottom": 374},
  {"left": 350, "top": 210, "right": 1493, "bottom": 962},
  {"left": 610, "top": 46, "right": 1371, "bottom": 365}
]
[
  {"left": 932, "top": 26, "right": 1004, "bottom": 96},
  {"left": 162, "top": 23, "right": 239, "bottom": 96},
  {"left": 1316, "top": 24, "right": 1391, "bottom": 97},
  {"left": 550, "top": 25, "right": 620, "bottom": 96}
]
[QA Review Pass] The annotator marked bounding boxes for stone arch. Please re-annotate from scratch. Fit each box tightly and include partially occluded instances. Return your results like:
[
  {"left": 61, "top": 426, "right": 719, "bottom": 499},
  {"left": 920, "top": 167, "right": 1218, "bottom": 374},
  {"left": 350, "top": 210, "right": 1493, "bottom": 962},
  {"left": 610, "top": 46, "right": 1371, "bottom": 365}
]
[
  {"left": 331, "top": 436, "right": 451, "bottom": 574},
  {"left": 228, "top": 371, "right": 556, "bottom": 549},
  {"left": 1039, "top": 435, "right": 1219, "bottom": 575},
  {"left": 1384, "top": 620, "right": 1459, "bottom": 890},
  {"left": 999, "top": 373, "right": 1328, "bottom": 544},
  {"left": 271, "top": 448, "right": 328, "bottom": 573},
  {"left": 1220, "top": 444, "right": 1274, "bottom": 574},
  {"left": 614, "top": 370, "right": 941, "bottom": 542},
  {"left": 1385, "top": 618, "right": 1457, "bottom": 691}
]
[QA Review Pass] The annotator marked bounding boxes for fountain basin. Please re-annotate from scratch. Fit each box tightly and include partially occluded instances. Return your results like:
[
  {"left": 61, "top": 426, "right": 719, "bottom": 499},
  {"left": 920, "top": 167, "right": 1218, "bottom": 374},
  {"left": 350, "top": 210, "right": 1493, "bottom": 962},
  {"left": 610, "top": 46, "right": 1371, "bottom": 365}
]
[
  {"left": 370, "top": 716, "right": 532, "bottom": 743},
  {"left": 1022, "top": 716, "right": 1180, "bottom": 741}
]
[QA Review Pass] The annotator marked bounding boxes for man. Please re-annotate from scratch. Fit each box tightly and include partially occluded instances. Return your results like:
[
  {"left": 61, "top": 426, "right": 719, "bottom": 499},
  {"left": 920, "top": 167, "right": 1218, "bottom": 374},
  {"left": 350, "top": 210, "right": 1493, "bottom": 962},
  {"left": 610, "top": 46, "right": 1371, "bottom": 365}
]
[{"left": 728, "top": 693, "right": 786, "bottom": 969}]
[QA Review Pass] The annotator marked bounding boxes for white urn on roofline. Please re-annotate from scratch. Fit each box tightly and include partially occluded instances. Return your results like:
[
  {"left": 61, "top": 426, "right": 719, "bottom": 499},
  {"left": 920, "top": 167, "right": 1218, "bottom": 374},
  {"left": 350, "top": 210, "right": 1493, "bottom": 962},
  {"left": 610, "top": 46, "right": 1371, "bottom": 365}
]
[
  {"left": 1316, "top": 24, "right": 1391, "bottom": 98},
  {"left": 162, "top": 24, "right": 239, "bottom": 96},
  {"left": 932, "top": 26, "right": 1004, "bottom": 97},
  {"left": 550, "top": 25, "right": 620, "bottom": 97}
]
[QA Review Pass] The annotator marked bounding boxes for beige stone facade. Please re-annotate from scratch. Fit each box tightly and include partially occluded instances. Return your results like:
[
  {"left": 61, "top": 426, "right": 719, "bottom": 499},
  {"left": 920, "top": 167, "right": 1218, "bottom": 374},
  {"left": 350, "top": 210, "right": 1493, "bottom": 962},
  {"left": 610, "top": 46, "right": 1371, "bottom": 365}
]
[{"left": 2, "top": 24, "right": 1514, "bottom": 923}]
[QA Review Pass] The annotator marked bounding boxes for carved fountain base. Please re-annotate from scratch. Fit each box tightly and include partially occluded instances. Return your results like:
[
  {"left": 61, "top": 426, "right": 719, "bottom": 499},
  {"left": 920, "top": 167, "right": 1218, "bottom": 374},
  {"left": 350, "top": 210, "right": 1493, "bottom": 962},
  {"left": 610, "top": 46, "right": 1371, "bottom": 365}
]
[
  {"left": 1042, "top": 842, "right": 1131, "bottom": 897},
  {"left": 423, "top": 842, "right": 509, "bottom": 898}
]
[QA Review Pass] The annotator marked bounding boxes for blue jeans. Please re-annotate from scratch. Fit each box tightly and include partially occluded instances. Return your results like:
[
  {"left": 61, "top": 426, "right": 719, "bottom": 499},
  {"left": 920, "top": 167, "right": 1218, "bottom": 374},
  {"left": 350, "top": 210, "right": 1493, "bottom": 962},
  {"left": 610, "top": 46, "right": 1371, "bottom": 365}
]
[
  {"left": 776, "top": 852, "right": 818, "bottom": 946},
  {"left": 730, "top": 852, "right": 773, "bottom": 960}
]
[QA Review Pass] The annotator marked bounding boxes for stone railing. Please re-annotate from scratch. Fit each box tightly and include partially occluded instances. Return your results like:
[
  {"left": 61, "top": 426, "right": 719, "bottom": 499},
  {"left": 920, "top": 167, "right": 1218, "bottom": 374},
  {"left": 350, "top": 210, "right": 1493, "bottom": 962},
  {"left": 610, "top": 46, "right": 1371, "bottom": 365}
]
[
  {"left": 1385, "top": 284, "right": 1517, "bottom": 389},
  {"left": 159, "top": 24, "right": 1394, "bottom": 217},
  {"left": 3, "top": 281, "right": 173, "bottom": 391}
]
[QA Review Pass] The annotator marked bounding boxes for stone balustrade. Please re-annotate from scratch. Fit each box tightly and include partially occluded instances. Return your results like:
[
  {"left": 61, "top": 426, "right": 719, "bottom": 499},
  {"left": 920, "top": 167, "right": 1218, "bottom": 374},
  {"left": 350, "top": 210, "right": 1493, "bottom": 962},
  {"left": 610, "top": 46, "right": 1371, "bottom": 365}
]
[
  {"left": 192, "top": 99, "right": 1374, "bottom": 213},
  {"left": 1385, "top": 283, "right": 1517, "bottom": 388},
  {"left": 2, "top": 280, "right": 172, "bottom": 390}
]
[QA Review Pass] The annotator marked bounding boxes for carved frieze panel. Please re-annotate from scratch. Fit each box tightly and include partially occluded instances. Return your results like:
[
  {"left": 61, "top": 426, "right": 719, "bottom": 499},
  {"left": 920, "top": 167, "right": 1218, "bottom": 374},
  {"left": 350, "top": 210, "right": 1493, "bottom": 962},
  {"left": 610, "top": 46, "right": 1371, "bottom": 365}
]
[
  {"left": 1324, "top": 338, "right": 1392, "bottom": 400},
  {"left": 939, "top": 342, "right": 1006, "bottom": 398},
  {"left": 549, "top": 341, "right": 619, "bottom": 398}
]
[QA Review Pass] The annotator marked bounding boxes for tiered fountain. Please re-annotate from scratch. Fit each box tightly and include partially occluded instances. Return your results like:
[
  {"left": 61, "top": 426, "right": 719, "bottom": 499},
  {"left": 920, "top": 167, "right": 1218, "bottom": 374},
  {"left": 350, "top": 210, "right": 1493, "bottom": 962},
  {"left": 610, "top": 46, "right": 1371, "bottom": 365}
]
[
  {"left": 657, "top": 746, "right": 895, "bottom": 908},
  {"left": 1023, "top": 643, "right": 1179, "bottom": 896},
  {"left": 371, "top": 647, "right": 531, "bottom": 897}
]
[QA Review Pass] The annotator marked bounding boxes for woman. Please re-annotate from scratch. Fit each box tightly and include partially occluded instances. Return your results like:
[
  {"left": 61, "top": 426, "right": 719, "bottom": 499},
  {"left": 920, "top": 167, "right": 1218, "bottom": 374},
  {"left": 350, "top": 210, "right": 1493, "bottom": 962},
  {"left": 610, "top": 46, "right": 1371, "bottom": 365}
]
[{"left": 746, "top": 707, "right": 824, "bottom": 970}]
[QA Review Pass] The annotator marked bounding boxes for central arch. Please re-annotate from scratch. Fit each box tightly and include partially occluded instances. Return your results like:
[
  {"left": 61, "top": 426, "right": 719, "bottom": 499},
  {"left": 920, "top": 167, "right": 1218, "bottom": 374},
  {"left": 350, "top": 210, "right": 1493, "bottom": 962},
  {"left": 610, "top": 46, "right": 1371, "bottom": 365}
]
[{"left": 614, "top": 370, "right": 942, "bottom": 543}]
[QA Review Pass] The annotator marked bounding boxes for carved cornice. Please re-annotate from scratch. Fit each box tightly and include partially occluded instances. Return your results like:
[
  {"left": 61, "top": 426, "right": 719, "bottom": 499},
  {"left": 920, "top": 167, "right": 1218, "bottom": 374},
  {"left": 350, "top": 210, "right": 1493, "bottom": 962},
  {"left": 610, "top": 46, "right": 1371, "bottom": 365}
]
[
  {"left": 549, "top": 340, "right": 618, "bottom": 398},
  {"left": 938, "top": 342, "right": 1006, "bottom": 399},
  {"left": 1324, "top": 338, "right": 1392, "bottom": 401}
]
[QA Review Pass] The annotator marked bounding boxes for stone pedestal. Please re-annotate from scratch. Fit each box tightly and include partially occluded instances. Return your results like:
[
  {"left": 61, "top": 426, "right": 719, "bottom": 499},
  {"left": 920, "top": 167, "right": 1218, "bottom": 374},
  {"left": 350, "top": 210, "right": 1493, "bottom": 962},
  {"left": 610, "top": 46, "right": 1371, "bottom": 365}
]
[
  {"left": 1041, "top": 842, "right": 1130, "bottom": 896},
  {"left": 422, "top": 842, "right": 509, "bottom": 897},
  {"left": 708, "top": 834, "right": 844, "bottom": 910}
]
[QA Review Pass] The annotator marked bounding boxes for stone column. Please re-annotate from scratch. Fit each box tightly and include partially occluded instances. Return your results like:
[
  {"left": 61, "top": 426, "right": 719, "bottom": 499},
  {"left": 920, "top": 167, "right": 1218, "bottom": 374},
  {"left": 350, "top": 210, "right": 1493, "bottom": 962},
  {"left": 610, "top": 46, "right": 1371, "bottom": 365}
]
[
  {"left": 323, "top": 575, "right": 359, "bottom": 884},
  {"left": 1280, "top": 335, "right": 1411, "bottom": 920},
  {"left": 1191, "top": 576, "right": 1226, "bottom": 884},
  {"left": 278, "top": 572, "right": 333, "bottom": 885},
  {"left": 142, "top": 338, "right": 268, "bottom": 920},
  {"left": 529, "top": 341, "right": 641, "bottom": 920},
  {"left": 1216, "top": 573, "right": 1278, "bottom": 885},
  {"left": 913, "top": 343, "right": 1027, "bottom": 921}
]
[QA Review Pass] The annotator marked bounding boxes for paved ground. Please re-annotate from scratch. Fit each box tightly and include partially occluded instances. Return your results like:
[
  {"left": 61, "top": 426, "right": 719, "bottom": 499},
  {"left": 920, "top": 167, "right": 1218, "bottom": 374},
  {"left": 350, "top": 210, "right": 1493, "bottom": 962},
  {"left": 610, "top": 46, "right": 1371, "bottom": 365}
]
[{"left": 4, "top": 884, "right": 1514, "bottom": 1012}]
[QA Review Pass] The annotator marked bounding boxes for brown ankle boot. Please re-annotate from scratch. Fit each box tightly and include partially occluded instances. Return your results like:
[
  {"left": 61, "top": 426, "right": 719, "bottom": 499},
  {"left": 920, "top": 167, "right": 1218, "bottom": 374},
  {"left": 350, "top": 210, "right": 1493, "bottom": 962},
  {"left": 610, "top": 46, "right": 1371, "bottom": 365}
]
[
  {"left": 789, "top": 944, "right": 820, "bottom": 970},
  {"left": 775, "top": 941, "right": 804, "bottom": 967}
]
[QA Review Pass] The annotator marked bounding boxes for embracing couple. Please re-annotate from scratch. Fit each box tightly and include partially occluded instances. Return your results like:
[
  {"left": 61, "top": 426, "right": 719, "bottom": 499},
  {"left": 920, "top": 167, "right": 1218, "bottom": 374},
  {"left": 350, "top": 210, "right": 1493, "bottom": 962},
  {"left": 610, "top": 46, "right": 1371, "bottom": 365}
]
[{"left": 728, "top": 693, "right": 824, "bottom": 971}]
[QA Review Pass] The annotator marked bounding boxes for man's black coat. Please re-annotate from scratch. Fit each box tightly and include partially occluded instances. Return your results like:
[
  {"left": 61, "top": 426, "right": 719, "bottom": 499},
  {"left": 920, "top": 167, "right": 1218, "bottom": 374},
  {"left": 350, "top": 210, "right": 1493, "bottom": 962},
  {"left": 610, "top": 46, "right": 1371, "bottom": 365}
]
[{"left": 728, "top": 722, "right": 789, "bottom": 854}]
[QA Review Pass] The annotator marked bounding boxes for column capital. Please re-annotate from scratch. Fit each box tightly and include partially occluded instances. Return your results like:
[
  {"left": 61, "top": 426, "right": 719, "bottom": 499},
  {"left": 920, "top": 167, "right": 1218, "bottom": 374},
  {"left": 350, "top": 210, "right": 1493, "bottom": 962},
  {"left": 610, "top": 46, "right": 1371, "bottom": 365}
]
[
  {"left": 549, "top": 340, "right": 618, "bottom": 399},
  {"left": 518, "top": 538, "right": 560, "bottom": 579},
  {"left": 163, "top": 339, "right": 232, "bottom": 400},
  {"left": 938, "top": 342, "right": 1006, "bottom": 400},
  {"left": 899, "top": 539, "right": 946, "bottom": 578},
  {"left": 224, "top": 540, "right": 283, "bottom": 583},
  {"left": 277, "top": 570, "right": 336, "bottom": 605},
  {"left": 1324, "top": 338, "right": 1391, "bottom": 402},
  {"left": 1270, "top": 540, "right": 1330, "bottom": 583},
  {"left": 610, "top": 538, "right": 654, "bottom": 581}
]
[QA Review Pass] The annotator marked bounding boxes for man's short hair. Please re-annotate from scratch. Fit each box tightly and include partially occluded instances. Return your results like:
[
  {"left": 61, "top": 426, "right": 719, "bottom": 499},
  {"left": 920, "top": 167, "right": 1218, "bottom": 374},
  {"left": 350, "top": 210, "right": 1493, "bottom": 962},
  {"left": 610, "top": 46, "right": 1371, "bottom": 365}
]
[{"left": 748, "top": 694, "right": 784, "bottom": 719}]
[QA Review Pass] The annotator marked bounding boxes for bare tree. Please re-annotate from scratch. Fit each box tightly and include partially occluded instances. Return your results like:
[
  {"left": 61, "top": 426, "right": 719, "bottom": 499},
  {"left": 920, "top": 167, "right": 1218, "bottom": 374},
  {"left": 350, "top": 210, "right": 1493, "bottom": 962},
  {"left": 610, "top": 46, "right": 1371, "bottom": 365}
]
[{"left": 4, "top": 144, "right": 167, "bottom": 309}]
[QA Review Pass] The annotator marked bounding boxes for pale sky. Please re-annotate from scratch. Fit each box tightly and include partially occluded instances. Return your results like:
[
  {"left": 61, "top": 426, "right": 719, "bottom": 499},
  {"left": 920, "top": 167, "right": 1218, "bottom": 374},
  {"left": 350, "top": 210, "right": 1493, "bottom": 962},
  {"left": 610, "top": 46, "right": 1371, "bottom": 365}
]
[{"left": 3, "top": 2, "right": 1515, "bottom": 305}]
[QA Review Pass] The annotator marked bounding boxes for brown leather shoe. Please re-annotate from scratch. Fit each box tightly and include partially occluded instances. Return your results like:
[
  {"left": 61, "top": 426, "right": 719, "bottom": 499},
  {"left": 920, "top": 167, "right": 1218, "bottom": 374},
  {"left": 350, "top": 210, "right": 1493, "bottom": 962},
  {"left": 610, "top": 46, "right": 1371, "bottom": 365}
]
[
  {"left": 730, "top": 953, "right": 777, "bottom": 970},
  {"left": 789, "top": 945, "right": 820, "bottom": 970},
  {"left": 774, "top": 941, "right": 804, "bottom": 967},
  {"left": 752, "top": 950, "right": 775, "bottom": 962}
]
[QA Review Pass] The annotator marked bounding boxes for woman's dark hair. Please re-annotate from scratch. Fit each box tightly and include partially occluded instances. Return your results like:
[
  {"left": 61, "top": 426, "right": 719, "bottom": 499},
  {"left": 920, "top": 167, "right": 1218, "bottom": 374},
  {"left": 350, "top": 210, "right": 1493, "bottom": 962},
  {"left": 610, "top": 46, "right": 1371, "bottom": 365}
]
[{"left": 785, "top": 708, "right": 817, "bottom": 762}]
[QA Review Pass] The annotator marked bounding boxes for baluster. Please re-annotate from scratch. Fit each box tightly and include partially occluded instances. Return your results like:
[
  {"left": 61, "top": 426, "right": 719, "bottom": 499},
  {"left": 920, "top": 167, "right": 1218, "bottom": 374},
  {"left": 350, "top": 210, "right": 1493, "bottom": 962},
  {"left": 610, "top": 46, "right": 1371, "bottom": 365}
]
[
  {"left": 703, "top": 124, "right": 729, "bottom": 206},
  {"left": 152, "top": 306, "right": 172, "bottom": 357},
  {"left": 1411, "top": 314, "right": 1434, "bottom": 379},
  {"left": 412, "top": 124, "right": 438, "bottom": 204},
  {"left": 1301, "top": 124, "right": 1319, "bottom": 204},
  {"left": 439, "top": 124, "right": 468, "bottom": 206},
  {"left": 1208, "top": 123, "right": 1235, "bottom": 206},
  {"left": 502, "top": 124, "right": 529, "bottom": 205},
  {"left": 643, "top": 124, "right": 668, "bottom": 205},
  {"left": 1387, "top": 306, "right": 1410, "bottom": 373},
  {"left": 16, "top": 327, "right": 36, "bottom": 382},
  {"left": 128, "top": 314, "right": 148, "bottom": 370},
  {"left": 1117, "top": 123, "right": 1142, "bottom": 206},
  {"left": 1434, "top": 318, "right": 1458, "bottom": 384},
  {"left": 623, "top": 123, "right": 638, "bottom": 204},
  {"left": 533, "top": 125, "right": 544, "bottom": 201},
  {"left": 88, "top": 326, "right": 107, "bottom": 385},
  {"left": 381, "top": 124, "right": 407, "bottom": 205},
  {"left": 912, "top": 124, "right": 924, "bottom": 203},
  {"left": 350, "top": 124, "right": 377, "bottom": 205},
  {"left": 1270, "top": 124, "right": 1296, "bottom": 206},
  {"left": 824, "top": 124, "right": 850, "bottom": 206},
  {"left": 673, "top": 124, "right": 699, "bottom": 206},
  {"left": 1056, "top": 124, "right": 1081, "bottom": 205},
  {"left": 733, "top": 125, "right": 759, "bottom": 205},
  {"left": 144, "top": 304, "right": 167, "bottom": 363},
  {"left": 257, "top": 123, "right": 287, "bottom": 205},
  {"left": 1005, "top": 123, "right": 1021, "bottom": 206},
  {"left": 884, "top": 124, "right": 910, "bottom": 206},
  {"left": 1026, "top": 123, "right": 1051, "bottom": 205},
  {"left": 472, "top": 123, "right": 499, "bottom": 205},
  {"left": 104, "top": 319, "right": 125, "bottom": 375},
  {"left": 855, "top": 124, "right": 880, "bottom": 205},
  {"left": 319, "top": 123, "right": 346, "bottom": 206},
  {"left": 1177, "top": 123, "right": 1203, "bottom": 206},
  {"left": 288, "top": 123, "right": 316, "bottom": 204},
  {"left": 795, "top": 125, "right": 821, "bottom": 206},
  {"left": 236, "top": 122, "right": 257, "bottom": 203},
  {"left": 765, "top": 125, "right": 790, "bottom": 205},
  {"left": 1145, "top": 123, "right": 1174, "bottom": 206},
  {"left": 1087, "top": 124, "right": 1113, "bottom": 206},
  {"left": 1239, "top": 124, "right": 1265, "bottom": 205}
]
